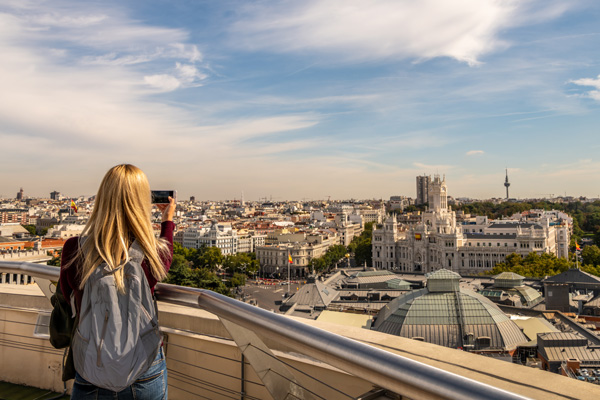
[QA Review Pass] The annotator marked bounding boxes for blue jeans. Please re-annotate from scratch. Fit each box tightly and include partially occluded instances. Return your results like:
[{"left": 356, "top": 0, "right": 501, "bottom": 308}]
[{"left": 71, "top": 347, "right": 167, "bottom": 400}]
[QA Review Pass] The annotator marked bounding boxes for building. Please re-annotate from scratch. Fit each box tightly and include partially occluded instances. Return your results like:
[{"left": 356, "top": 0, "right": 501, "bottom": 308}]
[
  {"left": 372, "top": 175, "right": 571, "bottom": 275},
  {"left": 16, "top": 188, "right": 23, "bottom": 201},
  {"left": 416, "top": 175, "right": 430, "bottom": 205},
  {"left": 256, "top": 233, "right": 339, "bottom": 278},
  {"left": 479, "top": 272, "right": 543, "bottom": 308},
  {"left": 182, "top": 223, "right": 238, "bottom": 255},
  {"left": 372, "top": 269, "right": 528, "bottom": 352},
  {"left": 0, "top": 209, "right": 29, "bottom": 224},
  {"left": 537, "top": 332, "right": 600, "bottom": 373},
  {"left": 50, "top": 191, "right": 60, "bottom": 200}
]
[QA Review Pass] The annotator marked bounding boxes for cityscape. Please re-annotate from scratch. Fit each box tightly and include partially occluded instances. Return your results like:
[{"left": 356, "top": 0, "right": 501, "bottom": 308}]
[
  {"left": 3, "top": 173, "right": 600, "bottom": 397},
  {"left": 2, "top": 0, "right": 600, "bottom": 399}
]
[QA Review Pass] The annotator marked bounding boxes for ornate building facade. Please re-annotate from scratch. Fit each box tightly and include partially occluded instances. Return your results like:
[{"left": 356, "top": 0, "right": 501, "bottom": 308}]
[{"left": 372, "top": 175, "right": 571, "bottom": 275}]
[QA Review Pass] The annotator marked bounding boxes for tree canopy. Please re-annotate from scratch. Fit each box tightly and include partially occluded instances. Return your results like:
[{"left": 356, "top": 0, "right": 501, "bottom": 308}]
[
  {"left": 309, "top": 244, "right": 348, "bottom": 273},
  {"left": 348, "top": 222, "right": 373, "bottom": 268}
]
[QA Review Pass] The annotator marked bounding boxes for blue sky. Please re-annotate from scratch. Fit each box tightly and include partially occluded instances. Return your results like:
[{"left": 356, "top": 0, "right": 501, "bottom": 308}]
[{"left": 1, "top": 0, "right": 600, "bottom": 201}]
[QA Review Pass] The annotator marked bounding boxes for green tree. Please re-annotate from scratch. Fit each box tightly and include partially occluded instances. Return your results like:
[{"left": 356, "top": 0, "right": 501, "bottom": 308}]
[
  {"left": 22, "top": 224, "right": 37, "bottom": 236},
  {"left": 197, "top": 247, "right": 224, "bottom": 272},
  {"left": 349, "top": 222, "right": 373, "bottom": 268},
  {"left": 223, "top": 253, "right": 259, "bottom": 276},
  {"left": 229, "top": 272, "right": 246, "bottom": 288},
  {"left": 164, "top": 254, "right": 195, "bottom": 287},
  {"left": 484, "top": 252, "right": 573, "bottom": 278},
  {"left": 582, "top": 245, "right": 600, "bottom": 267}
]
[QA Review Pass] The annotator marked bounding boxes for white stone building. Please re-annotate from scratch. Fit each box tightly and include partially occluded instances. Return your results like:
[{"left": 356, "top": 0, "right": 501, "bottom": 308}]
[
  {"left": 372, "top": 175, "right": 571, "bottom": 275},
  {"left": 256, "top": 233, "right": 340, "bottom": 278},
  {"left": 182, "top": 223, "right": 265, "bottom": 255}
]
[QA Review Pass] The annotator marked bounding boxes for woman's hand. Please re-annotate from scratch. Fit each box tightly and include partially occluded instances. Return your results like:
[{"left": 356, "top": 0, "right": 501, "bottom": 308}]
[{"left": 156, "top": 196, "right": 176, "bottom": 222}]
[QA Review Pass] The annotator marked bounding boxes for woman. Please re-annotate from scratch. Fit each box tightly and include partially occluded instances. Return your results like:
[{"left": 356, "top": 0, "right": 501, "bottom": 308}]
[{"left": 60, "top": 164, "right": 175, "bottom": 399}]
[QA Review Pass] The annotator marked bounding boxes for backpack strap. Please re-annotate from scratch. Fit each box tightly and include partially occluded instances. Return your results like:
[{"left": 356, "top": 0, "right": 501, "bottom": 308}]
[{"left": 129, "top": 240, "right": 145, "bottom": 265}]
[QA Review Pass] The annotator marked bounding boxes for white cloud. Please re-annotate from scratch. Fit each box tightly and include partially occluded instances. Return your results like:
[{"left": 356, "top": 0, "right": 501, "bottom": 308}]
[
  {"left": 175, "top": 63, "right": 207, "bottom": 84},
  {"left": 0, "top": 2, "right": 322, "bottom": 198},
  {"left": 570, "top": 75, "right": 600, "bottom": 90},
  {"left": 230, "top": 0, "right": 567, "bottom": 65},
  {"left": 144, "top": 74, "right": 181, "bottom": 91},
  {"left": 466, "top": 150, "right": 485, "bottom": 156},
  {"left": 144, "top": 63, "right": 207, "bottom": 92},
  {"left": 570, "top": 75, "right": 600, "bottom": 101}
]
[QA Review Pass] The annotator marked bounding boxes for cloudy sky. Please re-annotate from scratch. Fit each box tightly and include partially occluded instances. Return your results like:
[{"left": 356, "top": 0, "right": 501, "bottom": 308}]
[{"left": 1, "top": 0, "right": 600, "bottom": 201}]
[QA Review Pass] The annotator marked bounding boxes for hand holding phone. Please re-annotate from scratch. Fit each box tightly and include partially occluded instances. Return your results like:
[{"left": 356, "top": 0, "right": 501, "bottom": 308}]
[
  {"left": 152, "top": 190, "right": 176, "bottom": 222},
  {"left": 151, "top": 190, "right": 176, "bottom": 204}
]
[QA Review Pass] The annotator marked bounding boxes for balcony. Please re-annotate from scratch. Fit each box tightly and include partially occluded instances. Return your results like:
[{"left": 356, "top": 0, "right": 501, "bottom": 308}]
[{"left": 1, "top": 261, "right": 599, "bottom": 399}]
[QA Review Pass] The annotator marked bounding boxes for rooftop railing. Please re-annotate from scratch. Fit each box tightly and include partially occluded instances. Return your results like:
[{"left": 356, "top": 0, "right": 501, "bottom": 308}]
[{"left": 0, "top": 261, "right": 532, "bottom": 400}]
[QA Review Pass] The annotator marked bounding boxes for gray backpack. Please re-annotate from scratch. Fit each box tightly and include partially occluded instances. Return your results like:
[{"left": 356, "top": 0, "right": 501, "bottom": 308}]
[{"left": 72, "top": 240, "right": 162, "bottom": 392}]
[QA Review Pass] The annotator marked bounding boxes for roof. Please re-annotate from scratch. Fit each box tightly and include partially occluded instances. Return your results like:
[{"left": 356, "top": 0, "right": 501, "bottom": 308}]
[
  {"left": 543, "top": 269, "right": 600, "bottom": 285},
  {"left": 372, "top": 287, "right": 528, "bottom": 350},
  {"left": 426, "top": 269, "right": 460, "bottom": 280},
  {"left": 495, "top": 272, "right": 525, "bottom": 281},
  {"left": 355, "top": 270, "right": 395, "bottom": 277},
  {"left": 511, "top": 317, "right": 559, "bottom": 343},
  {"left": 285, "top": 281, "right": 339, "bottom": 308},
  {"left": 465, "top": 233, "right": 517, "bottom": 239},
  {"left": 537, "top": 332, "right": 600, "bottom": 364},
  {"left": 316, "top": 310, "right": 373, "bottom": 328},
  {"left": 488, "top": 222, "right": 543, "bottom": 230},
  {"left": 385, "top": 278, "right": 412, "bottom": 290}
]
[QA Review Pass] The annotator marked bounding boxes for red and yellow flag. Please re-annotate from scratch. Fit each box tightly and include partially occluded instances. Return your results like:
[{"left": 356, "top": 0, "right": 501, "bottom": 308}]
[
  {"left": 288, "top": 254, "right": 293, "bottom": 264},
  {"left": 70, "top": 200, "right": 78, "bottom": 213},
  {"left": 576, "top": 243, "right": 581, "bottom": 251}
]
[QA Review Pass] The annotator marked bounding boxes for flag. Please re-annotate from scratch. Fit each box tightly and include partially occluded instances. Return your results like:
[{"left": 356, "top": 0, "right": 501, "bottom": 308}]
[
  {"left": 288, "top": 254, "right": 293, "bottom": 264},
  {"left": 576, "top": 243, "right": 581, "bottom": 251},
  {"left": 70, "top": 200, "right": 78, "bottom": 213}
]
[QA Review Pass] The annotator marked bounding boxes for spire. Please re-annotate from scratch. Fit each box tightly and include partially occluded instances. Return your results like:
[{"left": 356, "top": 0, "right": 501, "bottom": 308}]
[{"left": 504, "top": 169, "right": 510, "bottom": 200}]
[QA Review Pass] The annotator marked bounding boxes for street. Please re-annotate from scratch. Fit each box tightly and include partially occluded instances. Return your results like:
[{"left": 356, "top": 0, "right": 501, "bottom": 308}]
[{"left": 238, "top": 279, "right": 305, "bottom": 312}]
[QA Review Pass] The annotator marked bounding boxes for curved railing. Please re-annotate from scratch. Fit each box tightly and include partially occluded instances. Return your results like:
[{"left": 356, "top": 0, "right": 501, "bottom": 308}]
[{"left": 0, "top": 261, "right": 530, "bottom": 400}]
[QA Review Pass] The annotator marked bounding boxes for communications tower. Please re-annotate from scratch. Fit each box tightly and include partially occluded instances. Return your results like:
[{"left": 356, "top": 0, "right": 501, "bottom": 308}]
[{"left": 504, "top": 169, "right": 510, "bottom": 200}]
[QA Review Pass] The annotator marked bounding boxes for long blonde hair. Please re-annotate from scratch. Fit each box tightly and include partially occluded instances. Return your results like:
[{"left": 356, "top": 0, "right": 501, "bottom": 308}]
[{"left": 76, "top": 164, "right": 168, "bottom": 292}]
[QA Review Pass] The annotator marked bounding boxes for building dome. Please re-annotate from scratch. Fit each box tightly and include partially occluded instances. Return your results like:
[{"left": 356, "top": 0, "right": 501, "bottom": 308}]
[{"left": 372, "top": 269, "right": 527, "bottom": 351}]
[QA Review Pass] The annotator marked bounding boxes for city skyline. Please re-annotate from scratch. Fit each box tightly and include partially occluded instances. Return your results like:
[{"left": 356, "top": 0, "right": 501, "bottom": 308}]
[{"left": 1, "top": 1, "right": 600, "bottom": 200}]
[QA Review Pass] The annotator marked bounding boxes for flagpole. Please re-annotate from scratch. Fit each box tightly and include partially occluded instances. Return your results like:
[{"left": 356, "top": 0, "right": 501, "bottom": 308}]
[{"left": 288, "top": 248, "right": 291, "bottom": 296}]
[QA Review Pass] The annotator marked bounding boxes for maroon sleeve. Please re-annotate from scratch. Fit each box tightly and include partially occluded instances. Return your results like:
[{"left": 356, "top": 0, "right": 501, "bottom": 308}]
[
  {"left": 59, "top": 236, "right": 83, "bottom": 310},
  {"left": 144, "top": 220, "right": 175, "bottom": 292}
]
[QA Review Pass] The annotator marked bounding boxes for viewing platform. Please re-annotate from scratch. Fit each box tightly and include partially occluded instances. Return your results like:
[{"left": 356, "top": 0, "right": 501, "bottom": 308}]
[{"left": 1, "top": 262, "right": 599, "bottom": 399}]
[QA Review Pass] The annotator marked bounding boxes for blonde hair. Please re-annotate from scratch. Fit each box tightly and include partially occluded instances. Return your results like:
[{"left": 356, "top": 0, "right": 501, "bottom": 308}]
[{"left": 76, "top": 164, "right": 168, "bottom": 292}]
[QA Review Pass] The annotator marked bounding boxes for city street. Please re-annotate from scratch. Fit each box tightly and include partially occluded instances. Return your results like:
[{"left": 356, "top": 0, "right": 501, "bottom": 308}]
[{"left": 239, "top": 280, "right": 305, "bottom": 312}]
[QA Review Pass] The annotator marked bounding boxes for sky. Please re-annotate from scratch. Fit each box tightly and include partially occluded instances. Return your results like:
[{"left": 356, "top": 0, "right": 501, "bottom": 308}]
[{"left": 1, "top": 0, "right": 600, "bottom": 201}]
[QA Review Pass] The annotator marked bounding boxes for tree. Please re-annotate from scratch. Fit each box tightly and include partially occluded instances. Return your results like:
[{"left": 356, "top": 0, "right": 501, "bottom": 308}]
[
  {"left": 348, "top": 222, "right": 373, "bottom": 267},
  {"left": 484, "top": 252, "right": 573, "bottom": 278},
  {"left": 223, "top": 253, "right": 259, "bottom": 276},
  {"left": 21, "top": 224, "right": 37, "bottom": 236},
  {"left": 229, "top": 272, "right": 246, "bottom": 288},
  {"left": 582, "top": 245, "right": 600, "bottom": 267},
  {"left": 197, "top": 247, "right": 224, "bottom": 272},
  {"left": 164, "top": 254, "right": 195, "bottom": 287}
]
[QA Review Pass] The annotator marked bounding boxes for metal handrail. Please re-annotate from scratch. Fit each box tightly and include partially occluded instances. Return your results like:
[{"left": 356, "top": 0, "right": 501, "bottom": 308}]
[{"left": 0, "top": 261, "right": 530, "bottom": 400}]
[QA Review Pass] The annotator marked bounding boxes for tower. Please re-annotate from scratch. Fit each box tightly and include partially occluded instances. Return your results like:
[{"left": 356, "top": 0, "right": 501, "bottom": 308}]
[
  {"left": 504, "top": 169, "right": 510, "bottom": 200},
  {"left": 16, "top": 188, "right": 23, "bottom": 201},
  {"left": 428, "top": 175, "right": 447, "bottom": 213},
  {"left": 416, "top": 175, "right": 430, "bottom": 205}
]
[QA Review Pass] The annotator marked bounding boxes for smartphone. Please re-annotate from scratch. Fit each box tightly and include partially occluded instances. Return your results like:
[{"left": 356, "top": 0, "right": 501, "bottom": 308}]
[{"left": 151, "top": 190, "right": 176, "bottom": 204}]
